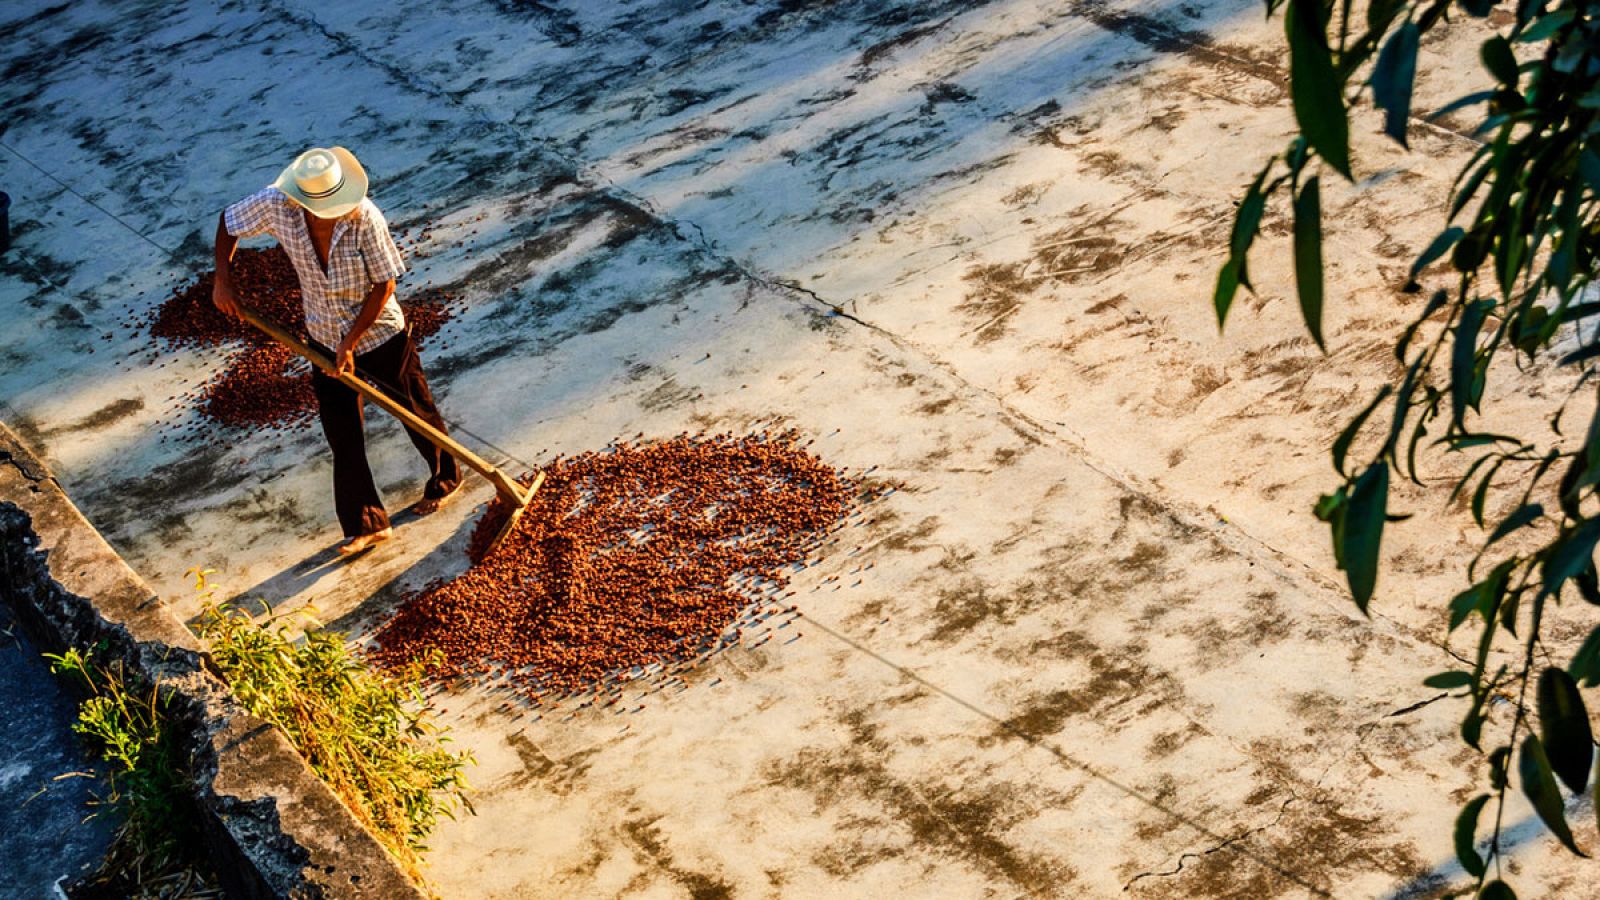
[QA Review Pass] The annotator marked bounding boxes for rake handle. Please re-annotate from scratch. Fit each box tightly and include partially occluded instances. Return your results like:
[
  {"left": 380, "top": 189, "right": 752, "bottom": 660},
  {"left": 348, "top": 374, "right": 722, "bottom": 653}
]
[{"left": 234, "top": 304, "right": 529, "bottom": 506}]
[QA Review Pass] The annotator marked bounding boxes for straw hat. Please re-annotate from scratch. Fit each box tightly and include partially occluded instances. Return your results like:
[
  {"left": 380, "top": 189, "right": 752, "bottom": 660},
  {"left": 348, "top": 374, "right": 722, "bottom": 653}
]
[{"left": 274, "top": 146, "right": 368, "bottom": 218}]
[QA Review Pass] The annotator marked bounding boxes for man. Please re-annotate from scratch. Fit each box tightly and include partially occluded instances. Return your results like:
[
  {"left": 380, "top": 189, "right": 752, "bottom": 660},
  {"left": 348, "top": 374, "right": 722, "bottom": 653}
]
[{"left": 212, "top": 146, "right": 461, "bottom": 555}]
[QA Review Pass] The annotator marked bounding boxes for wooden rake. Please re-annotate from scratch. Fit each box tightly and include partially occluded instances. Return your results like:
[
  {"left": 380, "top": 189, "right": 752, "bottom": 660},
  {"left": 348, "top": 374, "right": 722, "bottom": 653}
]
[{"left": 237, "top": 305, "right": 545, "bottom": 554}]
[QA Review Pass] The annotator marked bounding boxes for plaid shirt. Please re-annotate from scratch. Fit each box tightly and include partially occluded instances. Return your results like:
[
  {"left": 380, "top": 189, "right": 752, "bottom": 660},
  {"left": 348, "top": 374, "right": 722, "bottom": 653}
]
[{"left": 224, "top": 187, "right": 408, "bottom": 355}]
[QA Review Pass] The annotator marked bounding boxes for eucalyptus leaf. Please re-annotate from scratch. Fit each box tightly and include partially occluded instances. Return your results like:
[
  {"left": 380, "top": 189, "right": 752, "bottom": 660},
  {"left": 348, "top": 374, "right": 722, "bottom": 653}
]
[
  {"left": 1517, "top": 9, "right": 1574, "bottom": 43},
  {"left": 1537, "top": 668, "right": 1593, "bottom": 794},
  {"left": 1449, "top": 586, "right": 1481, "bottom": 631},
  {"left": 1470, "top": 456, "right": 1503, "bottom": 527},
  {"left": 1285, "top": 0, "right": 1352, "bottom": 178},
  {"left": 1451, "top": 147, "right": 1498, "bottom": 220},
  {"left": 1542, "top": 519, "right": 1600, "bottom": 597},
  {"left": 1453, "top": 226, "right": 1491, "bottom": 272},
  {"left": 1217, "top": 166, "right": 1272, "bottom": 325},
  {"left": 1514, "top": 0, "right": 1549, "bottom": 29},
  {"left": 1487, "top": 503, "right": 1544, "bottom": 547},
  {"left": 1214, "top": 257, "right": 1242, "bottom": 327},
  {"left": 1410, "top": 228, "right": 1465, "bottom": 280},
  {"left": 1332, "top": 385, "right": 1393, "bottom": 476},
  {"left": 1314, "top": 487, "right": 1347, "bottom": 523},
  {"left": 1479, "top": 881, "right": 1516, "bottom": 900},
  {"left": 1231, "top": 168, "right": 1270, "bottom": 265},
  {"left": 1580, "top": 149, "right": 1600, "bottom": 193},
  {"left": 1570, "top": 624, "right": 1600, "bottom": 687},
  {"left": 1519, "top": 735, "right": 1586, "bottom": 856},
  {"left": 1480, "top": 36, "right": 1519, "bottom": 85},
  {"left": 1452, "top": 300, "right": 1492, "bottom": 426},
  {"left": 1424, "top": 670, "right": 1473, "bottom": 689}
]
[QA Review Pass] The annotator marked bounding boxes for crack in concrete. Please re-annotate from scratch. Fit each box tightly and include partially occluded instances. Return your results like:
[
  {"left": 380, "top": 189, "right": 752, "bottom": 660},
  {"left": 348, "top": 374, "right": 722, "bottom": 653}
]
[
  {"left": 1383, "top": 691, "right": 1452, "bottom": 720},
  {"left": 1122, "top": 789, "right": 1307, "bottom": 893},
  {"left": 1121, "top": 687, "right": 1456, "bottom": 893},
  {"left": 0, "top": 139, "right": 178, "bottom": 259},
  {"left": 0, "top": 408, "right": 54, "bottom": 486},
  {"left": 0, "top": 450, "right": 53, "bottom": 485},
  {"left": 768, "top": 276, "right": 874, "bottom": 327}
]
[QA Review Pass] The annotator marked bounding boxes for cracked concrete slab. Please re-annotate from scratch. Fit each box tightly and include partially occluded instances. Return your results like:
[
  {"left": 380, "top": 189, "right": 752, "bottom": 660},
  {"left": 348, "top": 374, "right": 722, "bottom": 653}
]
[{"left": 3, "top": 0, "right": 1595, "bottom": 896}]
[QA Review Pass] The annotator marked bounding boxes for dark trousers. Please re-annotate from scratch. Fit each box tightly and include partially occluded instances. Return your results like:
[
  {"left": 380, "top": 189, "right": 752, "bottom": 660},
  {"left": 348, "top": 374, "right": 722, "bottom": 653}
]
[{"left": 311, "top": 329, "right": 461, "bottom": 537}]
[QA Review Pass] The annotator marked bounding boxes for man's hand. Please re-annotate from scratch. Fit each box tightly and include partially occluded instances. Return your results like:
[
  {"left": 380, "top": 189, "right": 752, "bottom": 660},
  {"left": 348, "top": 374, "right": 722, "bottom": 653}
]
[
  {"left": 335, "top": 338, "right": 357, "bottom": 378},
  {"left": 212, "top": 274, "right": 241, "bottom": 318},
  {"left": 334, "top": 278, "right": 396, "bottom": 380}
]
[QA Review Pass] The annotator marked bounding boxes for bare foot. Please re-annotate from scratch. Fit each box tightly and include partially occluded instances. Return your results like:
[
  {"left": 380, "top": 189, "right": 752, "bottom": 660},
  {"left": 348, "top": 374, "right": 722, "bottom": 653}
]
[
  {"left": 410, "top": 480, "right": 463, "bottom": 516},
  {"left": 338, "top": 528, "right": 393, "bottom": 556}
]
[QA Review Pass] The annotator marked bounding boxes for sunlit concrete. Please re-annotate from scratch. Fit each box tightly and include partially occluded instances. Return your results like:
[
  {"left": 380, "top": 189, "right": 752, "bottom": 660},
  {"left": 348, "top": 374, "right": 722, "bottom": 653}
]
[{"left": 2, "top": 1, "right": 1591, "bottom": 897}]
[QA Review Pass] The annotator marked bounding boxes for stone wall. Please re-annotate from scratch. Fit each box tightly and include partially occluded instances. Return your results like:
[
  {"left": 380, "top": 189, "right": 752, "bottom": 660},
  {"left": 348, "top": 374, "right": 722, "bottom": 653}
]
[{"left": 0, "top": 422, "right": 423, "bottom": 899}]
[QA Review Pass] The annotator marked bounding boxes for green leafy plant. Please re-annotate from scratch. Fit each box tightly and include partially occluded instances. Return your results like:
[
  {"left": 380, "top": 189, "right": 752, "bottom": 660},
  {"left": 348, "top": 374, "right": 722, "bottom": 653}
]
[
  {"left": 1217, "top": 0, "right": 1598, "bottom": 894},
  {"left": 187, "top": 569, "right": 473, "bottom": 883},
  {"left": 46, "top": 646, "right": 221, "bottom": 898}
]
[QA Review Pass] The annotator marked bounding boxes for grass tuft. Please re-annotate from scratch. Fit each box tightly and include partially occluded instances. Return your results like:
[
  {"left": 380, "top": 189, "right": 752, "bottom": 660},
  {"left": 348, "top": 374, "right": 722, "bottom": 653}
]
[{"left": 188, "top": 569, "right": 474, "bottom": 884}]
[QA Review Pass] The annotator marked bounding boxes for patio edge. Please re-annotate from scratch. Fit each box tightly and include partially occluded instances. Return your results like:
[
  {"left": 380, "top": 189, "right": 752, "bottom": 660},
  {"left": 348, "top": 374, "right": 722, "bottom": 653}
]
[{"left": 0, "top": 422, "right": 424, "bottom": 900}]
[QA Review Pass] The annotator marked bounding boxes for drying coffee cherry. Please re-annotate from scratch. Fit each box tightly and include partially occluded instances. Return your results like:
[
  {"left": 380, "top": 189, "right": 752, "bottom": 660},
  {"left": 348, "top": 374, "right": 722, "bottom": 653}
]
[
  {"left": 368, "top": 434, "right": 857, "bottom": 699},
  {"left": 148, "top": 247, "right": 458, "bottom": 431}
]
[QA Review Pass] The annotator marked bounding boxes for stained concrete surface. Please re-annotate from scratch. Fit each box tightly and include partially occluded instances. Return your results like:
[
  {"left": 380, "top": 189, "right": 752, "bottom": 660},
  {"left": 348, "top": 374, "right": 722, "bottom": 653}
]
[{"left": 1, "top": 0, "right": 1595, "bottom": 896}]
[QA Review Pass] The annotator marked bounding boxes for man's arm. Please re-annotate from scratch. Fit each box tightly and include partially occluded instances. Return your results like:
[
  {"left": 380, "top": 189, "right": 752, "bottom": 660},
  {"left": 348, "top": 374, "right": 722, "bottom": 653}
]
[
  {"left": 214, "top": 189, "right": 280, "bottom": 317},
  {"left": 335, "top": 278, "right": 395, "bottom": 377},
  {"left": 212, "top": 212, "right": 241, "bottom": 317}
]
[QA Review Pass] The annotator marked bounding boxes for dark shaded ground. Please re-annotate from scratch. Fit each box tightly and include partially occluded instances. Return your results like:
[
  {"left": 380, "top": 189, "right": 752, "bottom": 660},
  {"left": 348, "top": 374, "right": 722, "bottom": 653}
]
[{"left": 0, "top": 602, "right": 112, "bottom": 899}]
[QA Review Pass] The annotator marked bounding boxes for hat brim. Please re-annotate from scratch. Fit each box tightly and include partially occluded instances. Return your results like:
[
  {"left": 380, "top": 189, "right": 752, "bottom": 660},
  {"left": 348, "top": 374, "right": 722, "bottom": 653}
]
[{"left": 274, "top": 146, "right": 368, "bottom": 219}]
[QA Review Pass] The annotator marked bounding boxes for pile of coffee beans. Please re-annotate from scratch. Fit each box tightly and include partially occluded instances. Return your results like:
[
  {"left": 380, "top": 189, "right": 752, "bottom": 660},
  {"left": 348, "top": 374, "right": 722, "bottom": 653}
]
[
  {"left": 150, "top": 247, "right": 457, "bottom": 429},
  {"left": 368, "top": 433, "right": 859, "bottom": 698}
]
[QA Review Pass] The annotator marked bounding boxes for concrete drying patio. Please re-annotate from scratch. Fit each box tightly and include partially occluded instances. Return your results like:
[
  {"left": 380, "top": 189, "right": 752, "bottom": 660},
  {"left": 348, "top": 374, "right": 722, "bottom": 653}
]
[{"left": 2, "top": 0, "right": 1594, "bottom": 896}]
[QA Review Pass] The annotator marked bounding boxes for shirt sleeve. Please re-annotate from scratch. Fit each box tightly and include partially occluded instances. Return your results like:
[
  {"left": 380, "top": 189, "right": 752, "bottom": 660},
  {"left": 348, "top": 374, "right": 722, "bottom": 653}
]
[
  {"left": 223, "top": 187, "right": 280, "bottom": 239},
  {"left": 358, "top": 204, "right": 407, "bottom": 284}
]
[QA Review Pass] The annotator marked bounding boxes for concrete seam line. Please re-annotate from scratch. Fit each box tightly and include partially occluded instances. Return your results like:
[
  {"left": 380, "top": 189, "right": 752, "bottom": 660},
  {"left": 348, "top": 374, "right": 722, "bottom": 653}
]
[
  {"left": 793, "top": 608, "right": 1334, "bottom": 897},
  {"left": 0, "top": 139, "right": 178, "bottom": 258}
]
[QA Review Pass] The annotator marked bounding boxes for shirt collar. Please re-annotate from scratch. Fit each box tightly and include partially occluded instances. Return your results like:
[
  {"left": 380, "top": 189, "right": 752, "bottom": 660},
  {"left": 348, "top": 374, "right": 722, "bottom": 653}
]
[
  {"left": 292, "top": 198, "right": 361, "bottom": 249},
  {"left": 331, "top": 205, "right": 361, "bottom": 246}
]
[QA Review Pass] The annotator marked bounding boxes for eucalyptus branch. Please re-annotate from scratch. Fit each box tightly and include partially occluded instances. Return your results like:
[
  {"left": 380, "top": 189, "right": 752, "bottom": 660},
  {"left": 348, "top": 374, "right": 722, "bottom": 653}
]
[{"left": 1216, "top": 1, "right": 1600, "bottom": 895}]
